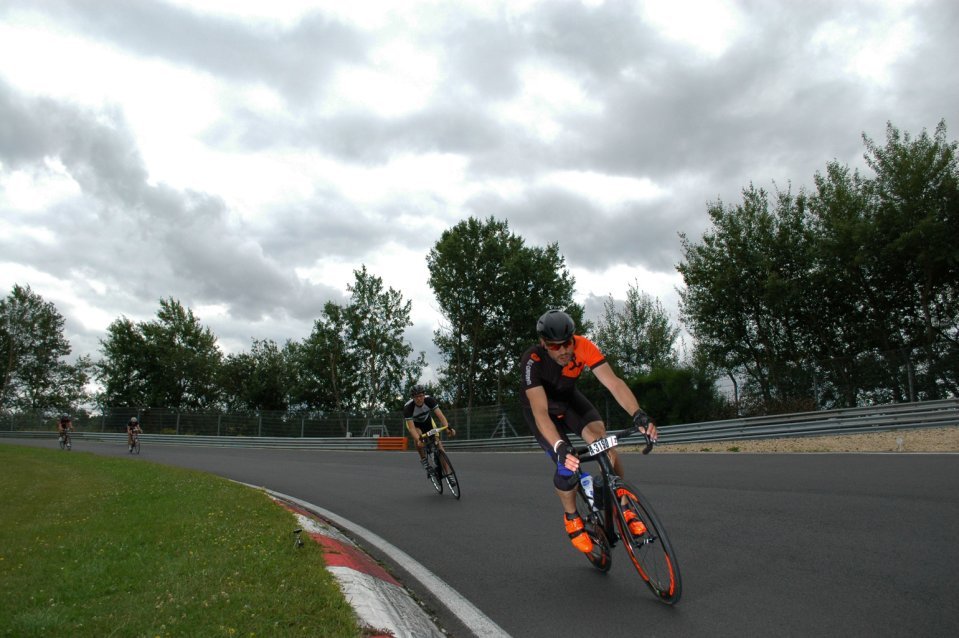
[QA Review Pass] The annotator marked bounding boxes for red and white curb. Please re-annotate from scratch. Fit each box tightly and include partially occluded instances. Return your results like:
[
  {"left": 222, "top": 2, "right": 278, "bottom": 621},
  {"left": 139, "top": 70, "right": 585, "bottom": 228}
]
[{"left": 275, "top": 498, "right": 446, "bottom": 638}]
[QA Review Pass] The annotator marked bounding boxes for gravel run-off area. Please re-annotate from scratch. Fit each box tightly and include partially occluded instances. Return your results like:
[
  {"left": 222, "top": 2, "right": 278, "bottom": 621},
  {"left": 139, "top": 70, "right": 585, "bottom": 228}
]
[{"left": 648, "top": 425, "right": 959, "bottom": 454}]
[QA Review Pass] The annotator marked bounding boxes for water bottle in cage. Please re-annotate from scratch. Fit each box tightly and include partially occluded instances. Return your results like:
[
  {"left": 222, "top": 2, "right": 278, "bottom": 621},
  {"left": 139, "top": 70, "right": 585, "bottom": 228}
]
[{"left": 580, "top": 472, "right": 595, "bottom": 508}]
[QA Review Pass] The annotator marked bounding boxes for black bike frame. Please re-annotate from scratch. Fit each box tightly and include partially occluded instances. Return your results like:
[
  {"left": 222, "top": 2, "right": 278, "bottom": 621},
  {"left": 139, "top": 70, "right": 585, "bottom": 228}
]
[{"left": 577, "top": 424, "right": 651, "bottom": 541}]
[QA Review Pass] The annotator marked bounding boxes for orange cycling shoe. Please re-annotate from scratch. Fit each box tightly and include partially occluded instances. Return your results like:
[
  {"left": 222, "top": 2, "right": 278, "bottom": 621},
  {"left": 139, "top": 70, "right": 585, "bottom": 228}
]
[
  {"left": 564, "top": 513, "right": 593, "bottom": 553},
  {"left": 622, "top": 510, "right": 647, "bottom": 537}
]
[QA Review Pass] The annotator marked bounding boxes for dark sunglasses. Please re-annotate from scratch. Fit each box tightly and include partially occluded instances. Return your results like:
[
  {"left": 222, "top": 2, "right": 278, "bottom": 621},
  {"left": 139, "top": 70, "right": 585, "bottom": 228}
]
[{"left": 544, "top": 338, "right": 574, "bottom": 351}]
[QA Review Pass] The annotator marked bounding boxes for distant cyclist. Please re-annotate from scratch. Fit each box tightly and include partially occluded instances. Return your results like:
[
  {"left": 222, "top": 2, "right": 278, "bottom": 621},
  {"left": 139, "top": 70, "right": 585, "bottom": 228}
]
[
  {"left": 404, "top": 385, "right": 455, "bottom": 474},
  {"left": 127, "top": 417, "right": 142, "bottom": 452},
  {"left": 57, "top": 414, "right": 73, "bottom": 443},
  {"left": 520, "top": 309, "right": 657, "bottom": 555}
]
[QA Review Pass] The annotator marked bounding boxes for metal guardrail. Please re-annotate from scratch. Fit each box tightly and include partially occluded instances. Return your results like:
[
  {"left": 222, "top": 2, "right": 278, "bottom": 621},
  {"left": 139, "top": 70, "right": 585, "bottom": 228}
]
[{"left": 3, "top": 399, "right": 956, "bottom": 451}]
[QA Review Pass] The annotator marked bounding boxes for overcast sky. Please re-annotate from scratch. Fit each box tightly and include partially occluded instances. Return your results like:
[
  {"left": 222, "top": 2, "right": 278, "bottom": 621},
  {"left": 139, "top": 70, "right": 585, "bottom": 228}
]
[{"left": 1, "top": 0, "right": 957, "bottom": 381}]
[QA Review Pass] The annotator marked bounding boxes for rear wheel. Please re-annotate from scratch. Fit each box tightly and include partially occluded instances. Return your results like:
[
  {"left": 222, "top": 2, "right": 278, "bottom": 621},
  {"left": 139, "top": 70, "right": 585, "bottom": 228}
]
[
  {"left": 613, "top": 480, "right": 682, "bottom": 604},
  {"left": 574, "top": 487, "right": 612, "bottom": 572},
  {"left": 436, "top": 450, "right": 460, "bottom": 499}
]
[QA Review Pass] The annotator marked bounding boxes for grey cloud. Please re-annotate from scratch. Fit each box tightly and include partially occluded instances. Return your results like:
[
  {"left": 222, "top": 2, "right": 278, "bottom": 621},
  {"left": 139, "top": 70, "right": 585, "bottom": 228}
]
[
  {"left": 208, "top": 100, "right": 507, "bottom": 165},
  {"left": 3, "top": 0, "right": 367, "bottom": 106},
  {"left": 466, "top": 184, "right": 686, "bottom": 274},
  {"left": 0, "top": 83, "right": 347, "bottom": 330}
]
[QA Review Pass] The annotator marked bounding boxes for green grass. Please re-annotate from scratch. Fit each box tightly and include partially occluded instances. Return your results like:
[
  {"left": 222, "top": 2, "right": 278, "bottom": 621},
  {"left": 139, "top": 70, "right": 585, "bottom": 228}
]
[{"left": 0, "top": 445, "right": 361, "bottom": 638}]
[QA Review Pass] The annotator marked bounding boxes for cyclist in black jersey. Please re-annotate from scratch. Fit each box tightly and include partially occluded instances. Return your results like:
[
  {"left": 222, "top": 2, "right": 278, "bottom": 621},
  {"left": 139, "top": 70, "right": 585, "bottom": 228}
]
[
  {"left": 404, "top": 385, "right": 456, "bottom": 474},
  {"left": 520, "top": 309, "right": 657, "bottom": 555}
]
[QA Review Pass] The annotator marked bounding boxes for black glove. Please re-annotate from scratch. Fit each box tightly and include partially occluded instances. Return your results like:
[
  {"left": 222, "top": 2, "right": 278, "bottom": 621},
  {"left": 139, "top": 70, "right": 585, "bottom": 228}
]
[
  {"left": 555, "top": 440, "right": 572, "bottom": 467},
  {"left": 632, "top": 409, "right": 650, "bottom": 429}
]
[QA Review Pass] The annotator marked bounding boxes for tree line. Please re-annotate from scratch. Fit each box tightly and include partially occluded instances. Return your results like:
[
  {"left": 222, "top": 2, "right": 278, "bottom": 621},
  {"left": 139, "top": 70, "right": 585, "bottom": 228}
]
[
  {"left": 679, "top": 120, "right": 958, "bottom": 411},
  {"left": 2, "top": 120, "right": 956, "bottom": 424}
]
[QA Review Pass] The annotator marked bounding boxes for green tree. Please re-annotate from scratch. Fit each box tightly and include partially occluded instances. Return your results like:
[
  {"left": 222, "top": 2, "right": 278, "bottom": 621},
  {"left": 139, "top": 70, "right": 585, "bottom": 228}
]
[
  {"left": 0, "top": 284, "right": 91, "bottom": 412},
  {"left": 679, "top": 120, "right": 959, "bottom": 411},
  {"left": 678, "top": 185, "right": 818, "bottom": 413},
  {"left": 296, "top": 268, "right": 424, "bottom": 418},
  {"left": 220, "top": 339, "right": 297, "bottom": 412},
  {"left": 427, "top": 216, "right": 581, "bottom": 407},
  {"left": 628, "top": 367, "right": 731, "bottom": 426},
  {"left": 342, "top": 266, "right": 425, "bottom": 414},
  {"left": 592, "top": 281, "right": 679, "bottom": 377},
  {"left": 294, "top": 302, "right": 354, "bottom": 415},
  {"left": 808, "top": 121, "right": 959, "bottom": 402},
  {"left": 97, "top": 317, "right": 150, "bottom": 407},
  {"left": 98, "top": 298, "right": 223, "bottom": 410}
]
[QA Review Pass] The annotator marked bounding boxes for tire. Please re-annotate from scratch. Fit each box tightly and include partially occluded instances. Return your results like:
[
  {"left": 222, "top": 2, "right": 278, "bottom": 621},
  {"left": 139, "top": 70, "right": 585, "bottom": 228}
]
[
  {"left": 575, "top": 486, "right": 612, "bottom": 572},
  {"left": 426, "top": 450, "right": 443, "bottom": 494},
  {"left": 59, "top": 436, "right": 65, "bottom": 450},
  {"left": 436, "top": 450, "right": 460, "bottom": 500},
  {"left": 133, "top": 438, "right": 141, "bottom": 455},
  {"left": 613, "top": 480, "right": 682, "bottom": 604}
]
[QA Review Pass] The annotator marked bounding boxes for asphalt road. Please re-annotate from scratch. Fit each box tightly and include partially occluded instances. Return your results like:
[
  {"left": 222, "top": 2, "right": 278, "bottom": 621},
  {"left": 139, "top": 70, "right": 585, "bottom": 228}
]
[{"left": 6, "top": 438, "right": 958, "bottom": 637}]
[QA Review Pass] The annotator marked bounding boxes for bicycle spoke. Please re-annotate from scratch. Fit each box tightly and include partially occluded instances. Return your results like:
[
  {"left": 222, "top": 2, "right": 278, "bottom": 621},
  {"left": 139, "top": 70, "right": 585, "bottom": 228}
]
[
  {"left": 613, "top": 481, "right": 682, "bottom": 604},
  {"left": 575, "top": 487, "right": 612, "bottom": 572},
  {"left": 437, "top": 450, "right": 460, "bottom": 499}
]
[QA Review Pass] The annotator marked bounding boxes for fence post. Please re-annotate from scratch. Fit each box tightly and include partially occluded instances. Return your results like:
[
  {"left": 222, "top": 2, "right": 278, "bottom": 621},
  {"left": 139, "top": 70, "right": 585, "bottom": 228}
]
[
  {"left": 907, "top": 357, "right": 915, "bottom": 403},
  {"left": 217, "top": 414, "right": 221, "bottom": 437},
  {"left": 300, "top": 417, "right": 305, "bottom": 438},
  {"left": 176, "top": 412, "right": 180, "bottom": 435},
  {"left": 258, "top": 414, "right": 262, "bottom": 437}
]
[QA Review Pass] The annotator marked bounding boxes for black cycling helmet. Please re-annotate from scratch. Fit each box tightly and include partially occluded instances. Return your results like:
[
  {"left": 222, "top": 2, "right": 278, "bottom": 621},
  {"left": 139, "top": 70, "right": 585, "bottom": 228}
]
[
  {"left": 536, "top": 309, "right": 575, "bottom": 342},
  {"left": 410, "top": 384, "right": 426, "bottom": 397}
]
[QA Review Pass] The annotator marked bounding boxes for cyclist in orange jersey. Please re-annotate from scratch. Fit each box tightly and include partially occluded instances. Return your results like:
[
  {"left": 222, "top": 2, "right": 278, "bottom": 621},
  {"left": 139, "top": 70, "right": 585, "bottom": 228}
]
[
  {"left": 520, "top": 309, "right": 657, "bottom": 554},
  {"left": 57, "top": 414, "right": 73, "bottom": 442},
  {"left": 126, "top": 416, "right": 142, "bottom": 452}
]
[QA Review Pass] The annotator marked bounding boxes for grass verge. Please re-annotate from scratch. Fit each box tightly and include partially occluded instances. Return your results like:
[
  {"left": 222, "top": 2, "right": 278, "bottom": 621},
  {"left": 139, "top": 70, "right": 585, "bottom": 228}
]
[{"left": 0, "top": 445, "right": 361, "bottom": 638}]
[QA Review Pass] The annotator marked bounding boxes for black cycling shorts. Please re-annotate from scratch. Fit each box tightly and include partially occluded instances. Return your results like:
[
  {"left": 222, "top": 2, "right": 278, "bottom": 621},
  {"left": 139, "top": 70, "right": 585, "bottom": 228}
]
[{"left": 522, "top": 390, "right": 602, "bottom": 490}]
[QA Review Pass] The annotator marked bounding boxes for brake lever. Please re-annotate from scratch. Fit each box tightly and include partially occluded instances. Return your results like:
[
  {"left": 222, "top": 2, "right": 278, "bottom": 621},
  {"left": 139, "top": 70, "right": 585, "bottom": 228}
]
[{"left": 633, "top": 425, "right": 654, "bottom": 455}]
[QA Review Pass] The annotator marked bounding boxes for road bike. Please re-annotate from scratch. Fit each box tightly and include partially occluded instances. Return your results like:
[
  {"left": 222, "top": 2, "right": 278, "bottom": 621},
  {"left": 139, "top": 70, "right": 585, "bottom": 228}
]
[
  {"left": 420, "top": 425, "right": 460, "bottom": 499},
  {"left": 58, "top": 429, "right": 73, "bottom": 451},
  {"left": 129, "top": 430, "right": 141, "bottom": 455},
  {"left": 573, "top": 423, "right": 682, "bottom": 605}
]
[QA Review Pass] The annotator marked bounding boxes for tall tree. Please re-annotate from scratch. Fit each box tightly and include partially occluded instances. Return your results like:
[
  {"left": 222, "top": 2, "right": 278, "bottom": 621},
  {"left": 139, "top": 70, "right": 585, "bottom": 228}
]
[
  {"left": 427, "top": 216, "right": 581, "bottom": 407},
  {"left": 296, "top": 267, "right": 424, "bottom": 417},
  {"left": 98, "top": 298, "right": 223, "bottom": 410},
  {"left": 678, "top": 185, "right": 818, "bottom": 412},
  {"left": 294, "top": 302, "right": 354, "bottom": 415},
  {"left": 810, "top": 120, "right": 959, "bottom": 401},
  {"left": 342, "top": 266, "right": 425, "bottom": 414},
  {"left": 97, "top": 317, "right": 150, "bottom": 407},
  {"left": 680, "top": 121, "right": 959, "bottom": 411},
  {"left": 592, "top": 281, "right": 679, "bottom": 377},
  {"left": 220, "top": 339, "right": 297, "bottom": 412},
  {"left": 0, "top": 284, "right": 91, "bottom": 412}
]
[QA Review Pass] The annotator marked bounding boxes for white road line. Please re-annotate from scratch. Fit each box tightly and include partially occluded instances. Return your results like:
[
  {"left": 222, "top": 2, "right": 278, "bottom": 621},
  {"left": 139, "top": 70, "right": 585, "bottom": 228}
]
[{"left": 264, "top": 488, "right": 512, "bottom": 638}]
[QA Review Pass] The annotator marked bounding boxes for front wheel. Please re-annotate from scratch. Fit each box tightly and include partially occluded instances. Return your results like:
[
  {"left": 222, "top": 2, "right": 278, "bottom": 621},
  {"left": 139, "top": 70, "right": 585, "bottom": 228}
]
[
  {"left": 59, "top": 436, "right": 65, "bottom": 450},
  {"left": 436, "top": 450, "right": 460, "bottom": 500},
  {"left": 575, "top": 487, "right": 611, "bottom": 572},
  {"left": 133, "top": 438, "right": 141, "bottom": 455},
  {"left": 425, "top": 450, "right": 443, "bottom": 494},
  {"left": 613, "top": 480, "right": 682, "bottom": 604}
]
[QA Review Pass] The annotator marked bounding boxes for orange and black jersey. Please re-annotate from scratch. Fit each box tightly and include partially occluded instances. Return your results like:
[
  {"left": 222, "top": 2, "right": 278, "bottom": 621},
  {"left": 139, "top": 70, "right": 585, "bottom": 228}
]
[{"left": 520, "top": 335, "right": 607, "bottom": 414}]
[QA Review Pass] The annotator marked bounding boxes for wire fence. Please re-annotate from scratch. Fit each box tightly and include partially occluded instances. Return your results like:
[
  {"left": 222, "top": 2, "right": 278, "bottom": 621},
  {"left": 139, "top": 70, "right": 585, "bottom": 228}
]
[
  {"left": 4, "top": 343, "right": 956, "bottom": 438},
  {"left": 0, "top": 404, "right": 537, "bottom": 440}
]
